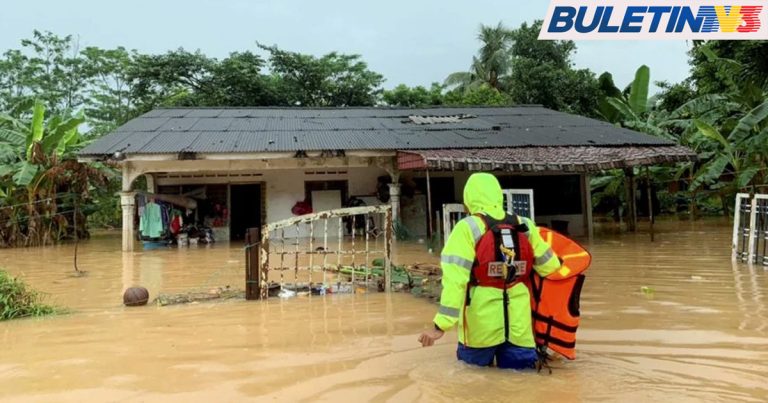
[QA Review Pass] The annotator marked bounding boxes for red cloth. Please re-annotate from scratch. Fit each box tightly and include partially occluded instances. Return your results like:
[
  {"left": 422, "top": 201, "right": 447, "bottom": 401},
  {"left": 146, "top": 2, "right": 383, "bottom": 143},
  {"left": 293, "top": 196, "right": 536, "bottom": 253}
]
[
  {"left": 291, "top": 201, "right": 313, "bottom": 216},
  {"left": 170, "top": 215, "right": 181, "bottom": 235}
]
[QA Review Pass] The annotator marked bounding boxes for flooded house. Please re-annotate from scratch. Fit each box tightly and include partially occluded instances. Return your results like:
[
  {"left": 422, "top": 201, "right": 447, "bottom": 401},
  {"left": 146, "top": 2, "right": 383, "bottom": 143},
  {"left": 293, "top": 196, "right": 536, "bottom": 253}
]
[{"left": 78, "top": 106, "right": 696, "bottom": 252}]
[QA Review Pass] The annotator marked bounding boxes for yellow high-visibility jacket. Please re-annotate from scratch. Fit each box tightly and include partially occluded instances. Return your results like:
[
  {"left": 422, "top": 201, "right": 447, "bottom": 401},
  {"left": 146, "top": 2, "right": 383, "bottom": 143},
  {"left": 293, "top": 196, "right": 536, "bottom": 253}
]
[{"left": 434, "top": 173, "right": 561, "bottom": 348}]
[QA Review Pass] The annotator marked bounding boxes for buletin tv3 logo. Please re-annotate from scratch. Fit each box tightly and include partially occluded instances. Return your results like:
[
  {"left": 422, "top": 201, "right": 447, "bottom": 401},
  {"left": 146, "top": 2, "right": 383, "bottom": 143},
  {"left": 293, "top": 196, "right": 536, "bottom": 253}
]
[{"left": 539, "top": 0, "right": 767, "bottom": 39}]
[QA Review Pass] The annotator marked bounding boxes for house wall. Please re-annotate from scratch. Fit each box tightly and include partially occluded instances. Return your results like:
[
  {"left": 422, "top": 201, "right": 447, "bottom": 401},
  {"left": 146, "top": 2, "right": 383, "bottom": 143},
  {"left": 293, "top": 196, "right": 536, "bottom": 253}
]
[
  {"left": 409, "top": 172, "right": 588, "bottom": 238},
  {"left": 466, "top": 173, "right": 587, "bottom": 237},
  {"left": 137, "top": 159, "right": 591, "bottom": 248},
  {"left": 155, "top": 166, "right": 388, "bottom": 240},
  {"left": 262, "top": 167, "right": 386, "bottom": 238}
]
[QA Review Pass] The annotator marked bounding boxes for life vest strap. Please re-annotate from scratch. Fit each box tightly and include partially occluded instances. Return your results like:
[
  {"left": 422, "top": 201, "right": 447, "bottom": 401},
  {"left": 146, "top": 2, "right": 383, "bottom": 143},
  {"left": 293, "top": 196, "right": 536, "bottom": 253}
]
[
  {"left": 533, "top": 311, "right": 579, "bottom": 333},
  {"left": 535, "top": 332, "right": 576, "bottom": 349}
]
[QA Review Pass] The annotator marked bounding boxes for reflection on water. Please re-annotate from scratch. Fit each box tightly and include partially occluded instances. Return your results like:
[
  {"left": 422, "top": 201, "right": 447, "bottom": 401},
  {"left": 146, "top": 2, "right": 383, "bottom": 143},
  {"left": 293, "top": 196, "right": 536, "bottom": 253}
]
[{"left": 1, "top": 219, "right": 768, "bottom": 402}]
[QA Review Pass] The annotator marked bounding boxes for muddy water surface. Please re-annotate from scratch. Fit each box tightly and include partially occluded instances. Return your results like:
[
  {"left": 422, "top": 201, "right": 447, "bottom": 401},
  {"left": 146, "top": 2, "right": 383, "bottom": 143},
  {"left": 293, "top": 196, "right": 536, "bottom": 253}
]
[{"left": 2, "top": 219, "right": 768, "bottom": 402}]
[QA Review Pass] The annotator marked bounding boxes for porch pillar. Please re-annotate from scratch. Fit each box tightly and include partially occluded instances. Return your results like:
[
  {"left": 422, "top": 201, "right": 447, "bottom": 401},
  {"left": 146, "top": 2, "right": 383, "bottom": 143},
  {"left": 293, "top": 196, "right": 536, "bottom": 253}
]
[
  {"left": 582, "top": 173, "right": 594, "bottom": 241},
  {"left": 388, "top": 183, "right": 401, "bottom": 224},
  {"left": 145, "top": 174, "right": 157, "bottom": 193},
  {"left": 121, "top": 192, "right": 136, "bottom": 252}
]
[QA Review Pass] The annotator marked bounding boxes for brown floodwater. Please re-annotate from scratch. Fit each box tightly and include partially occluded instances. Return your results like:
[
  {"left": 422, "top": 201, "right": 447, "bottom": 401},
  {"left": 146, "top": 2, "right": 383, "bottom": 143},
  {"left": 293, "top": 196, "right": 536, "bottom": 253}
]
[{"left": 2, "top": 219, "right": 768, "bottom": 402}]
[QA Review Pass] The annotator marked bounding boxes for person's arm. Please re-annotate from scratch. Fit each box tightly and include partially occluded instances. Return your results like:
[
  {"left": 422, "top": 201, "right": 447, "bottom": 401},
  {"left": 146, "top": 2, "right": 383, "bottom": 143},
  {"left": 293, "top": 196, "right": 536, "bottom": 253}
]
[
  {"left": 519, "top": 217, "right": 560, "bottom": 277},
  {"left": 419, "top": 216, "right": 479, "bottom": 346}
]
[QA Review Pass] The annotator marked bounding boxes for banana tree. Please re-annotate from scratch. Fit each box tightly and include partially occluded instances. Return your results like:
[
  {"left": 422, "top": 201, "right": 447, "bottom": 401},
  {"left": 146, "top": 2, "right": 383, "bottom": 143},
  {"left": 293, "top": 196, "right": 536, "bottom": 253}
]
[
  {"left": 0, "top": 100, "right": 105, "bottom": 247},
  {"left": 590, "top": 170, "right": 625, "bottom": 221},
  {"left": 690, "top": 99, "right": 768, "bottom": 194},
  {"left": 598, "top": 65, "right": 652, "bottom": 123},
  {"left": 665, "top": 48, "right": 768, "bottom": 213},
  {"left": 593, "top": 65, "right": 669, "bottom": 225}
]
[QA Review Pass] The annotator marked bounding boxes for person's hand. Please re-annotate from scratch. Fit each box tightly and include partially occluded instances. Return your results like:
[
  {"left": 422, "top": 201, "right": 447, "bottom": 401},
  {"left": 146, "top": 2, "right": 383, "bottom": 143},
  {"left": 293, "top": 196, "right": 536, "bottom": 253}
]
[{"left": 418, "top": 328, "right": 444, "bottom": 347}]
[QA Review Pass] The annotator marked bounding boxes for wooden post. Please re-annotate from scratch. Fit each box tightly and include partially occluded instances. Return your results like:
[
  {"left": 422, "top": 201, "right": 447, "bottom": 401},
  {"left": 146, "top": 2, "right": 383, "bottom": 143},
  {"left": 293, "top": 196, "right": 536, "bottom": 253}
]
[
  {"left": 646, "top": 167, "right": 654, "bottom": 242},
  {"left": 384, "top": 207, "right": 393, "bottom": 293},
  {"left": 245, "top": 227, "right": 261, "bottom": 300},
  {"left": 624, "top": 168, "right": 637, "bottom": 232},
  {"left": 435, "top": 210, "right": 442, "bottom": 250},
  {"left": 582, "top": 173, "right": 594, "bottom": 241},
  {"left": 426, "top": 169, "right": 433, "bottom": 238}
]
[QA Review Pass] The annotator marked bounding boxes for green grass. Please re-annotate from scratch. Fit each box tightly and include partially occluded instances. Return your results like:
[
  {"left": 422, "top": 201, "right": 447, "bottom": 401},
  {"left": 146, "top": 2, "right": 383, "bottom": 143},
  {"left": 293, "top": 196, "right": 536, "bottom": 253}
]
[{"left": 0, "top": 269, "right": 58, "bottom": 320}]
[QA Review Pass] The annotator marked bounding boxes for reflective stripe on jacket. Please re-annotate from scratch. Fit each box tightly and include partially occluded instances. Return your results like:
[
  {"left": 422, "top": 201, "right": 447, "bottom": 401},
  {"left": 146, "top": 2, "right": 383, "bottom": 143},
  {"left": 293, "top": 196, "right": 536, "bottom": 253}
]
[{"left": 433, "top": 173, "right": 560, "bottom": 348}]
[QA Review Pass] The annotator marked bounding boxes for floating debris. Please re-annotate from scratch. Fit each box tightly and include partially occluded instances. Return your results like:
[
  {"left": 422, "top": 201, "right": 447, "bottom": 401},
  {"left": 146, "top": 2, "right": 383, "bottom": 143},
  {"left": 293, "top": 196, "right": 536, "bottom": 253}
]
[
  {"left": 406, "top": 263, "right": 442, "bottom": 302},
  {"left": 154, "top": 286, "right": 243, "bottom": 306},
  {"left": 154, "top": 260, "right": 442, "bottom": 307},
  {"left": 640, "top": 286, "right": 655, "bottom": 298}
]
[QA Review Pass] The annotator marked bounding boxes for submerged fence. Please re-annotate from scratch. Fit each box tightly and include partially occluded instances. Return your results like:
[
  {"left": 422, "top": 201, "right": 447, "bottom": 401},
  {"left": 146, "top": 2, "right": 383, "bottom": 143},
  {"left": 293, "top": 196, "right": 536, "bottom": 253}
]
[
  {"left": 733, "top": 193, "right": 768, "bottom": 266},
  {"left": 246, "top": 205, "right": 392, "bottom": 300}
]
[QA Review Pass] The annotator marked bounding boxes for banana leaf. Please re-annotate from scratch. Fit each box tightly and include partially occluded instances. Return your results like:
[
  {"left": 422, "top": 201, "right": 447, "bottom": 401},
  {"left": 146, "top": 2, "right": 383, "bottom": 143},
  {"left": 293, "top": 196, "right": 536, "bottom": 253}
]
[
  {"left": 12, "top": 161, "right": 39, "bottom": 187},
  {"left": 628, "top": 65, "right": 650, "bottom": 115},
  {"left": 26, "top": 101, "right": 44, "bottom": 161}
]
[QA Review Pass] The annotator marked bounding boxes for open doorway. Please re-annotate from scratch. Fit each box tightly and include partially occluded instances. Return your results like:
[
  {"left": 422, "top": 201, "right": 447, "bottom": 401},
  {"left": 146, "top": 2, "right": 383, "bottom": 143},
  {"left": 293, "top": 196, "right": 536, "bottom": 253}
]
[{"left": 230, "top": 184, "right": 262, "bottom": 241}]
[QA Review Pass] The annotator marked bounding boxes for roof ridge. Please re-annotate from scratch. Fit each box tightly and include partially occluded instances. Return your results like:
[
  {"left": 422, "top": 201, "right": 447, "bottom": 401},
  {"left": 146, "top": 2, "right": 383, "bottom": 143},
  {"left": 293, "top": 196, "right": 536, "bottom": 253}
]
[{"left": 153, "top": 105, "right": 545, "bottom": 110}]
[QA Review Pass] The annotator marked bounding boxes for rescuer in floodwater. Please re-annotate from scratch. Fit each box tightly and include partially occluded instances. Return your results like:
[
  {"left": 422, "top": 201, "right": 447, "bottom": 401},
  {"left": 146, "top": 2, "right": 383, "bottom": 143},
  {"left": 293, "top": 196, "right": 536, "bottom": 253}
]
[{"left": 418, "top": 173, "right": 561, "bottom": 369}]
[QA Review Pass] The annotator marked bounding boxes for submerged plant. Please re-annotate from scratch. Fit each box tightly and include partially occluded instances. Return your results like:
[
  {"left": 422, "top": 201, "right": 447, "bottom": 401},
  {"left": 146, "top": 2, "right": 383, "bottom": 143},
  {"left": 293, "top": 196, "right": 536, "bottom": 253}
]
[
  {"left": 393, "top": 220, "right": 413, "bottom": 241},
  {"left": 0, "top": 269, "right": 57, "bottom": 320}
]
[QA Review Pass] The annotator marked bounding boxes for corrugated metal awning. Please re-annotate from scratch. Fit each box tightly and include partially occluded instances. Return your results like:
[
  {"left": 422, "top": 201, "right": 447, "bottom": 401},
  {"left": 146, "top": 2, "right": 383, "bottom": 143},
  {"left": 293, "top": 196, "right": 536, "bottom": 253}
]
[{"left": 398, "top": 146, "right": 697, "bottom": 173}]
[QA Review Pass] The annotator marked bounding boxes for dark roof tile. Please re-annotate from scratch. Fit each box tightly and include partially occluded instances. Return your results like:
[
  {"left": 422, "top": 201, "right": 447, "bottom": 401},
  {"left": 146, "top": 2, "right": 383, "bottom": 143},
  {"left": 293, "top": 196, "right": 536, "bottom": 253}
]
[{"left": 80, "top": 106, "right": 678, "bottom": 156}]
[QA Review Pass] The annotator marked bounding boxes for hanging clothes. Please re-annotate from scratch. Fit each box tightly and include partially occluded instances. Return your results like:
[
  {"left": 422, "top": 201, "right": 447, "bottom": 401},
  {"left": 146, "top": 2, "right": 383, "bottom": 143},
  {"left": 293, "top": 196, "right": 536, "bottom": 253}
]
[
  {"left": 136, "top": 193, "right": 147, "bottom": 218},
  {"left": 161, "top": 203, "right": 170, "bottom": 231},
  {"left": 140, "top": 202, "right": 165, "bottom": 239},
  {"left": 170, "top": 210, "right": 183, "bottom": 235}
]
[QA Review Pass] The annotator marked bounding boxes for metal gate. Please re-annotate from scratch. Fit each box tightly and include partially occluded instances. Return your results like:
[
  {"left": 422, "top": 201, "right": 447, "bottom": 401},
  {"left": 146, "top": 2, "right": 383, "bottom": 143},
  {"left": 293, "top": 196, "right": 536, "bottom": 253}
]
[
  {"left": 441, "top": 203, "right": 467, "bottom": 246},
  {"left": 247, "top": 205, "right": 393, "bottom": 299},
  {"left": 733, "top": 193, "right": 768, "bottom": 266},
  {"left": 442, "top": 189, "right": 534, "bottom": 245}
]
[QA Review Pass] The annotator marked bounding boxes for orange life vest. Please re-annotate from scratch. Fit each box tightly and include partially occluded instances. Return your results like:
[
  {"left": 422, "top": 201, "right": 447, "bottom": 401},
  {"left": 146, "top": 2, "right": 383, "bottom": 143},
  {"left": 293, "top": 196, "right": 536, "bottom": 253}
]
[{"left": 528, "top": 228, "right": 591, "bottom": 360}]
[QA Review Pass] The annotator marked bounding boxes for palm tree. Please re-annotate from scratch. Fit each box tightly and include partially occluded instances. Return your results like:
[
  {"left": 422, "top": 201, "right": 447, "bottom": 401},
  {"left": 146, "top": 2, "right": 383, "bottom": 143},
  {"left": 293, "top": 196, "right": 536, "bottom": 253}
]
[{"left": 445, "top": 23, "right": 513, "bottom": 92}]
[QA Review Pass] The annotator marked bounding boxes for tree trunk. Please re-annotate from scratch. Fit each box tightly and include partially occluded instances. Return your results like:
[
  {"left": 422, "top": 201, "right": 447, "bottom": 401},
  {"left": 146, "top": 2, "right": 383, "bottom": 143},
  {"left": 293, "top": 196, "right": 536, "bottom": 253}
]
[{"left": 721, "top": 192, "right": 730, "bottom": 218}]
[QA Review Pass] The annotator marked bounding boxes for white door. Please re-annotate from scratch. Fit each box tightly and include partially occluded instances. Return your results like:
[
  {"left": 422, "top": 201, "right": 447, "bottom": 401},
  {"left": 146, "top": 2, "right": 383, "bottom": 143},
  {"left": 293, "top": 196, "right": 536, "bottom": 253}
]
[{"left": 312, "top": 190, "right": 342, "bottom": 238}]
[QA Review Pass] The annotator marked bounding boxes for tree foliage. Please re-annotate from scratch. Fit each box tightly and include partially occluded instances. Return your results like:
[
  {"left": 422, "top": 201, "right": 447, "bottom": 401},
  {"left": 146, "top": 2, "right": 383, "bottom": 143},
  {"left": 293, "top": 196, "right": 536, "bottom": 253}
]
[
  {"left": 445, "top": 23, "right": 514, "bottom": 92},
  {"left": 596, "top": 41, "right": 768, "bottom": 220},
  {"left": 1, "top": 27, "right": 766, "bottom": 231},
  {"left": 441, "top": 21, "right": 598, "bottom": 114},
  {"left": 258, "top": 44, "right": 384, "bottom": 106},
  {"left": 0, "top": 101, "right": 111, "bottom": 247},
  {"left": 382, "top": 83, "right": 444, "bottom": 107},
  {"left": 689, "top": 41, "right": 768, "bottom": 94}
]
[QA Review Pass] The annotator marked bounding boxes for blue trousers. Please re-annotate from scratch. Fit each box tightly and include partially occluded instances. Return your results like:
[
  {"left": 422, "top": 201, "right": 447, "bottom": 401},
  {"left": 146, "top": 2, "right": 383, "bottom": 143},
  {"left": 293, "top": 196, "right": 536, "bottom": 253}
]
[{"left": 457, "top": 342, "right": 537, "bottom": 370}]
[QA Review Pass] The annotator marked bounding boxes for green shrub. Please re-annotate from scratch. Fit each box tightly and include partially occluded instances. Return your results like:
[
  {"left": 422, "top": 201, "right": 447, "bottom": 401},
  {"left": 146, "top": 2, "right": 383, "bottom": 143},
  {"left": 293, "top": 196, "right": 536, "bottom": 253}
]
[
  {"left": 393, "top": 220, "right": 412, "bottom": 241},
  {"left": 0, "top": 270, "right": 57, "bottom": 320}
]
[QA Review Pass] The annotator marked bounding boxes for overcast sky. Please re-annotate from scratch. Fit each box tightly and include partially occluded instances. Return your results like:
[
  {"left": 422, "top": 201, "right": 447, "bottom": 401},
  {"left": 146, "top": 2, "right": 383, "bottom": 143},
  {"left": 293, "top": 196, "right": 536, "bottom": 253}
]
[{"left": 0, "top": 0, "right": 692, "bottom": 93}]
